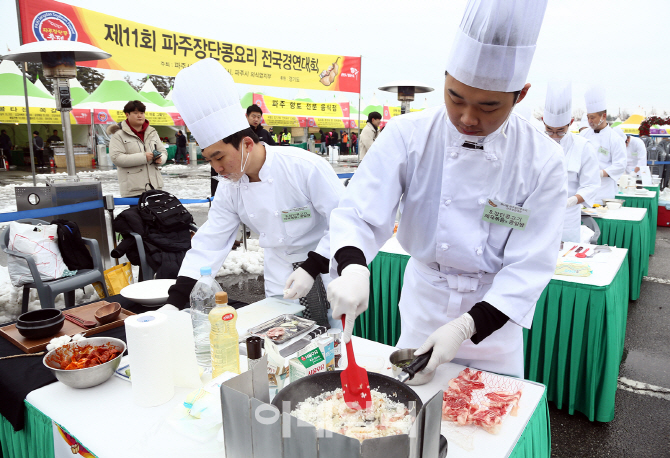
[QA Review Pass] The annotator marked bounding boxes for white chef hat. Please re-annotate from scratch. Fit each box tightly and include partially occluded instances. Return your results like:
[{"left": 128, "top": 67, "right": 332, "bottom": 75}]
[
  {"left": 445, "top": 0, "right": 549, "bottom": 92},
  {"left": 544, "top": 81, "right": 572, "bottom": 128},
  {"left": 585, "top": 86, "right": 607, "bottom": 114},
  {"left": 172, "top": 58, "right": 249, "bottom": 148}
]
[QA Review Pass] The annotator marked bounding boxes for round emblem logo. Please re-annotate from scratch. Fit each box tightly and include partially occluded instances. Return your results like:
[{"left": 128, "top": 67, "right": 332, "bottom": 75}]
[
  {"left": 32, "top": 11, "right": 77, "bottom": 41},
  {"left": 96, "top": 111, "right": 109, "bottom": 123}
]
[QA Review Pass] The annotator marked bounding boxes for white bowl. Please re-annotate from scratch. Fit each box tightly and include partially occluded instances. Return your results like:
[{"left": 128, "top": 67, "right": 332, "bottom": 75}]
[
  {"left": 120, "top": 279, "right": 176, "bottom": 306},
  {"left": 606, "top": 201, "right": 622, "bottom": 211}
]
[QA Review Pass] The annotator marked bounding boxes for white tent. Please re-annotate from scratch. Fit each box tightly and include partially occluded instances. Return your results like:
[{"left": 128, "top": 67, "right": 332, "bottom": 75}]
[{"left": 34, "top": 78, "right": 52, "bottom": 96}]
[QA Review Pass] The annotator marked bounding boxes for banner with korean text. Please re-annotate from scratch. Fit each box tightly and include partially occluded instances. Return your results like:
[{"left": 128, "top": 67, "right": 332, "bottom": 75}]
[
  {"left": 253, "top": 93, "right": 355, "bottom": 128},
  {"left": 18, "top": 0, "right": 361, "bottom": 93}
]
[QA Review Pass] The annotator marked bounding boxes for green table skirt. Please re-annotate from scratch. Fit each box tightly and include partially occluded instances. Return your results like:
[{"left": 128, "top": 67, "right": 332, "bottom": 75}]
[
  {"left": 508, "top": 390, "right": 551, "bottom": 458},
  {"left": 0, "top": 402, "right": 54, "bottom": 458},
  {"left": 353, "top": 251, "right": 408, "bottom": 346},
  {"left": 616, "top": 193, "right": 658, "bottom": 254},
  {"left": 165, "top": 144, "right": 176, "bottom": 160},
  {"left": 596, "top": 215, "right": 649, "bottom": 300},
  {"left": 523, "top": 256, "right": 629, "bottom": 422},
  {"left": 0, "top": 376, "right": 549, "bottom": 458}
]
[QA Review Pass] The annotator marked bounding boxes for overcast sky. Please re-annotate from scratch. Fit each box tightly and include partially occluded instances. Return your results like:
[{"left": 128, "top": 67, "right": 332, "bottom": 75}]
[{"left": 1, "top": 0, "right": 668, "bottom": 118}]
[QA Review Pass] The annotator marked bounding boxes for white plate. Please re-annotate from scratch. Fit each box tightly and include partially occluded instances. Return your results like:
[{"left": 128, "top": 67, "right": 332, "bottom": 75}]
[{"left": 120, "top": 279, "right": 176, "bottom": 306}]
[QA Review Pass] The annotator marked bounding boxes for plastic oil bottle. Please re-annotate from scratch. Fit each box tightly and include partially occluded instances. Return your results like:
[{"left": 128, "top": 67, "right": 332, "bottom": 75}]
[{"left": 209, "top": 291, "right": 240, "bottom": 377}]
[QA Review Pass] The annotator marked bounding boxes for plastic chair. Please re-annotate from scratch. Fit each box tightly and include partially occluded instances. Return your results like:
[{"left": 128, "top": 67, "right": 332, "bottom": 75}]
[
  {"left": 0, "top": 219, "right": 109, "bottom": 314},
  {"left": 581, "top": 216, "right": 601, "bottom": 244}
]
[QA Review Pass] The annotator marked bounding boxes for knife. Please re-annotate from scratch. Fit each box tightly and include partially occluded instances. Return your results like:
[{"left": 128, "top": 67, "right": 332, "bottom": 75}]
[{"left": 279, "top": 326, "right": 327, "bottom": 357}]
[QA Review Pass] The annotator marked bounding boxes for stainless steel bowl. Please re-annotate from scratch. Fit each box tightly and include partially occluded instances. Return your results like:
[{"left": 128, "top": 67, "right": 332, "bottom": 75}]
[
  {"left": 43, "top": 337, "right": 126, "bottom": 389},
  {"left": 389, "top": 348, "right": 436, "bottom": 386}
]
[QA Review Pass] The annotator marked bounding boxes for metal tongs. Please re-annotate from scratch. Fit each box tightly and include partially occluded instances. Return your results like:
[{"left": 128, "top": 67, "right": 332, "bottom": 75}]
[{"left": 394, "top": 349, "right": 433, "bottom": 383}]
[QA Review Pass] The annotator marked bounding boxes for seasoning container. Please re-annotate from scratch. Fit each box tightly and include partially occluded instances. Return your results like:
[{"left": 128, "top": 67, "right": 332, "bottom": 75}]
[
  {"left": 246, "top": 336, "right": 263, "bottom": 372},
  {"left": 316, "top": 335, "right": 335, "bottom": 371},
  {"left": 327, "top": 329, "right": 342, "bottom": 368}
]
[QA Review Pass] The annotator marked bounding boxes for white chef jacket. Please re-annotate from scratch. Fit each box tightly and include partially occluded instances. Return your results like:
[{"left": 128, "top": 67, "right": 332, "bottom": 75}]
[
  {"left": 329, "top": 106, "right": 567, "bottom": 377},
  {"left": 626, "top": 136, "right": 647, "bottom": 174},
  {"left": 581, "top": 126, "right": 627, "bottom": 203},
  {"left": 179, "top": 144, "right": 344, "bottom": 297},
  {"left": 560, "top": 133, "right": 600, "bottom": 242}
]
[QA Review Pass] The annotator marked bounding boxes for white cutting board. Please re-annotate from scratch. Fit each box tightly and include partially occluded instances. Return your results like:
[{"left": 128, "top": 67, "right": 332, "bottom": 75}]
[{"left": 236, "top": 297, "right": 305, "bottom": 335}]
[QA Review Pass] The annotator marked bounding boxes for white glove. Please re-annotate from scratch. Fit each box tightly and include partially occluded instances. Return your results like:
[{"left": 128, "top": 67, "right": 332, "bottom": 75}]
[
  {"left": 283, "top": 267, "right": 315, "bottom": 300},
  {"left": 414, "top": 313, "right": 476, "bottom": 373},
  {"left": 327, "top": 264, "right": 370, "bottom": 343},
  {"left": 566, "top": 196, "right": 579, "bottom": 208},
  {"left": 600, "top": 170, "right": 606, "bottom": 178},
  {"left": 157, "top": 303, "right": 178, "bottom": 313}
]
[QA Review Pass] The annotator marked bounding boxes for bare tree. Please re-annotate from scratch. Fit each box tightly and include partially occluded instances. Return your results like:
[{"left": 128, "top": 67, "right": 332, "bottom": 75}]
[
  {"left": 573, "top": 107, "right": 585, "bottom": 120},
  {"left": 620, "top": 110, "right": 630, "bottom": 121},
  {"left": 138, "top": 75, "right": 174, "bottom": 96},
  {"left": 124, "top": 75, "right": 141, "bottom": 91}
]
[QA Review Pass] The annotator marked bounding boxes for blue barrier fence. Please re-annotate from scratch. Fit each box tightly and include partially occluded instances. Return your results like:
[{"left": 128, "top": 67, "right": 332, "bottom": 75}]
[{"left": 0, "top": 172, "right": 356, "bottom": 223}]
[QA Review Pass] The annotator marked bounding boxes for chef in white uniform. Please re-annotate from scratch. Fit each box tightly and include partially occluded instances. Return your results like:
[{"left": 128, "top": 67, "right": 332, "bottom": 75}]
[
  {"left": 326, "top": 0, "right": 566, "bottom": 379},
  {"left": 162, "top": 59, "right": 344, "bottom": 315},
  {"left": 580, "top": 87, "right": 627, "bottom": 204},
  {"left": 624, "top": 134, "right": 648, "bottom": 175},
  {"left": 543, "top": 81, "right": 600, "bottom": 243}
]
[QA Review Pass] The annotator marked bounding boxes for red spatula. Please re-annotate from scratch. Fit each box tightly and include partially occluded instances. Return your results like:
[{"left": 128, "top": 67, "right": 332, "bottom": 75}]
[{"left": 340, "top": 315, "right": 372, "bottom": 410}]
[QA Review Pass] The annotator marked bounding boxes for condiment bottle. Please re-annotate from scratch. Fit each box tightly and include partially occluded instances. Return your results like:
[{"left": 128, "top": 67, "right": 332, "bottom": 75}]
[
  {"left": 209, "top": 291, "right": 240, "bottom": 377},
  {"left": 246, "top": 336, "right": 263, "bottom": 372}
]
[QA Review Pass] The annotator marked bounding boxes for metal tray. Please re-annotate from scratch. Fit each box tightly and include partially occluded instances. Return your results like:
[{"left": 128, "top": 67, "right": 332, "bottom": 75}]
[{"left": 248, "top": 314, "right": 315, "bottom": 344}]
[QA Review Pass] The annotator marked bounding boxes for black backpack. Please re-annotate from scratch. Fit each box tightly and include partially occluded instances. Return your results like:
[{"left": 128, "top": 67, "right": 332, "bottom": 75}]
[
  {"left": 138, "top": 189, "right": 194, "bottom": 231},
  {"left": 50, "top": 219, "right": 94, "bottom": 270}
]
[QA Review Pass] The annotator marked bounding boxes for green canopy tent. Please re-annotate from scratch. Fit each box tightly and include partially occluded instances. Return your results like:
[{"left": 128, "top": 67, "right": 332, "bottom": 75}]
[
  {"left": 68, "top": 78, "right": 89, "bottom": 106},
  {"left": 75, "top": 70, "right": 180, "bottom": 143},
  {"left": 139, "top": 78, "right": 170, "bottom": 107}
]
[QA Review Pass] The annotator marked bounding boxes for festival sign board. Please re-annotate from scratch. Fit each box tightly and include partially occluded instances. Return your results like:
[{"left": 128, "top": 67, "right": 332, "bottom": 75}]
[
  {"left": 18, "top": 0, "right": 361, "bottom": 93},
  {"left": 253, "top": 93, "right": 354, "bottom": 128}
]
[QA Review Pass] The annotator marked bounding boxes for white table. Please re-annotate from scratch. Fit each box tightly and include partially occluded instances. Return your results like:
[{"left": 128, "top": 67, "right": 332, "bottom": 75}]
[
  {"left": 26, "top": 334, "right": 545, "bottom": 458},
  {"left": 554, "top": 244, "right": 628, "bottom": 287},
  {"left": 588, "top": 206, "right": 647, "bottom": 222},
  {"left": 617, "top": 189, "right": 656, "bottom": 199}
]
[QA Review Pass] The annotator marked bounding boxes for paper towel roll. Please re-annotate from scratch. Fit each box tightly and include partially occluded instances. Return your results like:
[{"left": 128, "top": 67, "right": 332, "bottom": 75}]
[
  {"left": 125, "top": 311, "right": 175, "bottom": 407},
  {"left": 161, "top": 309, "right": 202, "bottom": 389}
]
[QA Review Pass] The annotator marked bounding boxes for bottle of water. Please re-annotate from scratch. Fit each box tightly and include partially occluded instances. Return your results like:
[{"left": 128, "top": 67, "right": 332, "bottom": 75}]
[{"left": 190, "top": 266, "right": 223, "bottom": 372}]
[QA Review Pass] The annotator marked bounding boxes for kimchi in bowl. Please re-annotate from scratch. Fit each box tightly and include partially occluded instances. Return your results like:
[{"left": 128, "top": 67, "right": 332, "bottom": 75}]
[{"left": 43, "top": 337, "right": 126, "bottom": 389}]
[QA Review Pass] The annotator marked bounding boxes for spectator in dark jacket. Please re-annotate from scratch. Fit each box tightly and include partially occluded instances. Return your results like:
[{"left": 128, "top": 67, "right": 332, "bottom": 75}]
[
  {"left": 174, "top": 130, "right": 188, "bottom": 163},
  {"left": 246, "top": 105, "right": 276, "bottom": 145},
  {"left": 32, "top": 131, "right": 45, "bottom": 168}
]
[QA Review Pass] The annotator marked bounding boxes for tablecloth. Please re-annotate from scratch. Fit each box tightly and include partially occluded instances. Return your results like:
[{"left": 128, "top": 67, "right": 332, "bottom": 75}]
[
  {"left": 165, "top": 144, "right": 176, "bottom": 160},
  {"left": 355, "top": 238, "right": 631, "bottom": 424},
  {"left": 353, "top": 250, "right": 408, "bottom": 346},
  {"left": 13, "top": 337, "right": 550, "bottom": 458},
  {"left": 523, "top": 248, "right": 630, "bottom": 423},
  {"left": 594, "top": 208, "right": 649, "bottom": 300},
  {"left": 616, "top": 190, "right": 658, "bottom": 254}
]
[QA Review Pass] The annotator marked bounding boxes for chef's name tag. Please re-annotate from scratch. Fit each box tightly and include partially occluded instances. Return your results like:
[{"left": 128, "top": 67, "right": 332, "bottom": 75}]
[
  {"left": 482, "top": 199, "right": 529, "bottom": 230},
  {"left": 282, "top": 206, "right": 312, "bottom": 222},
  {"left": 598, "top": 146, "right": 609, "bottom": 156}
]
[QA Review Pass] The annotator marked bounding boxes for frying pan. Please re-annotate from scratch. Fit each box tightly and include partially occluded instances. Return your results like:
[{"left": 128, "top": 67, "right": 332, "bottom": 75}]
[
  {"left": 272, "top": 370, "right": 423, "bottom": 412},
  {"left": 271, "top": 369, "right": 448, "bottom": 458}
]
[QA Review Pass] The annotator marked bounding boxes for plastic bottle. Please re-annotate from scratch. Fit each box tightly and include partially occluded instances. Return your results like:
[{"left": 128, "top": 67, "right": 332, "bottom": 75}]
[
  {"left": 209, "top": 291, "right": 240, "bottom": 377},
  {"left": 190, "top": 266, "right": 223, "bottom": 372}
]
